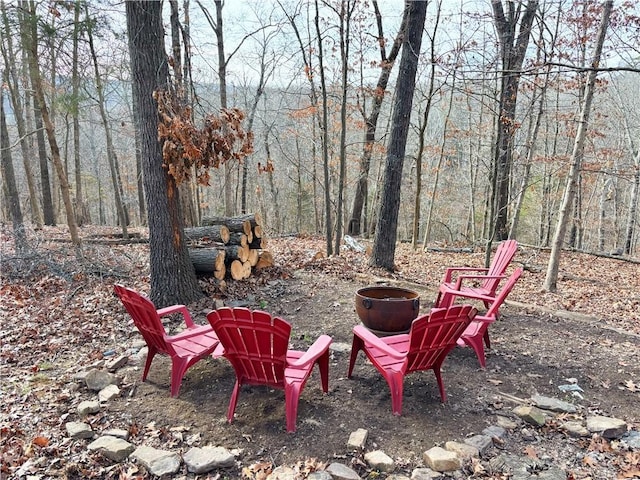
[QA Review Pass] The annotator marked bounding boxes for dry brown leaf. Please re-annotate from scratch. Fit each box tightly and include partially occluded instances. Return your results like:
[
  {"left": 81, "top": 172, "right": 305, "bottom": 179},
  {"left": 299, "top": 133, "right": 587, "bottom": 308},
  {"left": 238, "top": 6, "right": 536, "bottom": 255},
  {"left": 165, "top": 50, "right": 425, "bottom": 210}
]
[
  {"left": 523, "top": 446, "right": 538, "bottom": 459},
  {"left": 582, "top": 455, "right": 599, "bottom": 466},
  {"left": 32, "top": 436, "right": 49, "bottom": 447}
]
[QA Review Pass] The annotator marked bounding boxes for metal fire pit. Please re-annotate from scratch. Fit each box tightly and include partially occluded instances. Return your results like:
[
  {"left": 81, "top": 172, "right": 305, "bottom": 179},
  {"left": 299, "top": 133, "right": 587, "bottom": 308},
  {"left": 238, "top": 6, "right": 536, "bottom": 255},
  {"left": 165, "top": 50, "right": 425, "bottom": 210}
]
[{"left": 355, "top": 286, "right": 420, "bottom": 336}]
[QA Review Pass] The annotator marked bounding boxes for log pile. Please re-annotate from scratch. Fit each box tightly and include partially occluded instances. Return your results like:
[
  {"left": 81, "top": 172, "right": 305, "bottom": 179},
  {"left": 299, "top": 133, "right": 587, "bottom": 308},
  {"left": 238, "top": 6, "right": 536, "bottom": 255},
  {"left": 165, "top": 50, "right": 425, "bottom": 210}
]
[{"left": 186, "top": 213, "right": 274, "bottom": 280}]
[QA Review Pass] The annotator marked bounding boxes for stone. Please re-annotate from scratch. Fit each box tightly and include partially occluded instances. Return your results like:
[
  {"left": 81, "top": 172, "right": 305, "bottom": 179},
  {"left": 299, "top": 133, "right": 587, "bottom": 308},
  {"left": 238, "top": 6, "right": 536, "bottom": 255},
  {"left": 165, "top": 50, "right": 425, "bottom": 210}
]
[
  {"left": 102, "top": 429, "right": 129, "bottom": 440},
  {"left": 411, "top": 467, "right": 443, "bottom": 479},
  {"left": 490, "top": 454, "right": 566, "bottom": 480},
  {"left": 482, "top": 425, "right": 507, "bottom": 440},
  {"left": 85, "top": 369, "right": 119, "bottom": 391},
  {"left": 267, "top": 466, "right": 297, "bottom": 479},
  {"left": 65, "top": 421, "right": 94, "bottom": 439},
  {"left": 513, "top": 405, "right": 547, "bottom": 427},
  {"left": 106, "top": 355, "right": 129, "bottom": 372},
  {"left": 87, "top": 436, "right": 134, "bottom": 462},
  {"left": 586, "top": 415, "right": 627, "bottom": 439},
  {"left": 531, "top": 394, "right": 577, "bottom": 413},
  {"left": 386, "top": 475, "right": 411, "bottom": 480},
  {"left": 98, "top": 384, "right": 120, "bottom": 402},
  {"left": 422, "top": 447, "right": 461, "bottom": 472},
  {"left": 307, "top": 472, "right": 333, "bottom": 480},
  {"left": 347, "top": 428, "right": 368, "bottom": 450},
  {"left": 131, "top": 445, "right": 181, "bottom": 477},
  {"left": 77, "top": 400, "right": 100, "bottom": 416},
  {"left": 325, "top": 462, "right": 361, "bottom": 479},
  {"left": 364, "top": 450, "right": 394, "bottom": 472},
  {"left": 444, "top": 441, "right": 478, "bottom": 460},
  {"left": 621, "top": 430, "right": 640, "bottom": 449},
  {"left": 561, "top": 421, "right": 589, "bottom": 438},
  {"left": 183, "top": 446, "right": 235, "bottom": 474},
  {"left": 495, "top": 415, "right": 519, "bottom": 430},
  {"left": 463, "top": 435, "right": 493, "bottom": 454}
]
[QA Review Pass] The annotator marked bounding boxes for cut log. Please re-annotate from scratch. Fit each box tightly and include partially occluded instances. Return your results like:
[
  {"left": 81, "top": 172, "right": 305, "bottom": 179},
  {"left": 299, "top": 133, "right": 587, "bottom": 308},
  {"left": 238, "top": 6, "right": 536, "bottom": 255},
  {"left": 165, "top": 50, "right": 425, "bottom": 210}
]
[
  {"left": 184, "top": 225, "right": 230, "bottom": 244},
  {"left": 229, "top": 259, "right": 251, "bottom": 280},
  {"left": 203, "top": 212, "right": 261, "bottom": 228},
  {"left": 248, "top": 236, "right": 266, "bottom": 250},
  {"left": 255, "top": 250, "right": 274, "bottom": 269},
  {"left": 253, "top": 224, "right": 263, "bottom": 239},
  {"left": 224, "top": 244, "right": 250, "bottom": 263},
  {"left": 202, "top": 216, "right": 252, "bottom": 236},
  {"left": 189, "top": 248, "right": 226, "bottom": 276},
  {"left": 227, "top": 232, "right": 250, "bottom": 247},
  {"left": 247, "top": 248, "right": 260, "bottom": 267}
]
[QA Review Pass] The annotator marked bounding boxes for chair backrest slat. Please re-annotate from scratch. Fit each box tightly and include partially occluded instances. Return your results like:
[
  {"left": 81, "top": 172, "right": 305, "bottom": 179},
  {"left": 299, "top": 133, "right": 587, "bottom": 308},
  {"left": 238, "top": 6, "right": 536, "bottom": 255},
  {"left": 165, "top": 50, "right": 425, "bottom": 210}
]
[
  {"left": 209, "top": 307, "right": 291, "bottom": 387},
  {"left": 485, "top": 267, "right": 523, "bottom": 318},
  {"left": 114, "top": 285, "right": 171, "bottom": 354},
  {"left": 406, "top": 305, "right": 477, "bottom": 373},
  {"left": 483, "top": 239, "right": 518, "bottom": 290}
]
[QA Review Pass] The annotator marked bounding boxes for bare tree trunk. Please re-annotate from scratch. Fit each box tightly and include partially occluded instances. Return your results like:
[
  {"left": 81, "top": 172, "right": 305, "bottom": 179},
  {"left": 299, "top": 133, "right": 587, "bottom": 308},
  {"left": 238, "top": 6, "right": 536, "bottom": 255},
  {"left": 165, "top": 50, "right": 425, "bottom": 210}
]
[
  {"left": 1, "top": 84, "right": 29, "bottom": 252},
  {"left": 544, "top": 0, "right": 612, "bottom": 292},
  {"left": 371, "top": 0, "right": 427, "bottom": 270},
  {"left": 348, "top": 0, "right": 408, "bottom": 237},
  {"left": 423, "top": 72, "right": 455, "bottom": 248},
  {"left": 86, "top": 5, "right": 129, "bottom": 240},
  {"left": 23, "top": 0, "right": 81, "bottom": 254},
  {"left": 0, "top": 1, "right": 42, "bottom": 228},
  {"left": 314, "top": 0, "right": 333, "bottom": 256},
  {"left": 71, "top": 1, "right": 89, "bottom": 226},
  {"left": 412, "top": 1, "right": 440, "bottom": 249},
  {"left": 491, "top": 0, "right": 538, "bottom": 240}
]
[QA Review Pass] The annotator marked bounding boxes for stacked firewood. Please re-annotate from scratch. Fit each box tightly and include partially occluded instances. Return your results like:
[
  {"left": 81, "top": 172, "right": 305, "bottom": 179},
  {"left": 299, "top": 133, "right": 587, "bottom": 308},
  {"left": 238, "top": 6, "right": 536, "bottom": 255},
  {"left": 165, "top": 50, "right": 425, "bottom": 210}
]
[{"left": 185, "top": 213, "right": 274, "bottom": 280}]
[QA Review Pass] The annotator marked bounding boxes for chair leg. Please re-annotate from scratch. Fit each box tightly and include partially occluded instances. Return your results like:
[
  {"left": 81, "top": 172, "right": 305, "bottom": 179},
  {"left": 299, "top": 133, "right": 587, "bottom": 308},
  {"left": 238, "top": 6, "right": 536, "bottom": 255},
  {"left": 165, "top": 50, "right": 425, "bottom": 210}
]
[
  {"left": 227, "top": 380, "right": 241, "bottom": 423},
  {"left": 463, "top": 336, "right": 487, "bottom": 368},
  {"left": 483, "top": 330, "right": 491, "bottom": 349},
  {"left": 387, "top": 373, "right": 404, "bottom": 416},
  {"left": 433, "top": 365, "right": 447, "bottom": 403},
  {"left": 317, "top": 352, "right": 330, "bottom": 393},
  {"left": 347, "top": 335, "right": 363, "bottom": 378},
  {"left": 284, "top": 384, "right": 302, "bottom": 433},
  {"left": 170, "top": 357, "right": 190, "bottom": 397},
  {"left": 142, "top": 347, "right": 157, "bottom": 382}
]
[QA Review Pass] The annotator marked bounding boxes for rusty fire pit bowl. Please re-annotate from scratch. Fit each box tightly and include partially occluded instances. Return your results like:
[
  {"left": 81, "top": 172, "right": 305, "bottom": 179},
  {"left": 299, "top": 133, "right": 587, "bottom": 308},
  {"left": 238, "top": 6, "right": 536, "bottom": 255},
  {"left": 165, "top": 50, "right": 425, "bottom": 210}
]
[{"left": 355, "top": 286, "right": 420, "bottom": 335}]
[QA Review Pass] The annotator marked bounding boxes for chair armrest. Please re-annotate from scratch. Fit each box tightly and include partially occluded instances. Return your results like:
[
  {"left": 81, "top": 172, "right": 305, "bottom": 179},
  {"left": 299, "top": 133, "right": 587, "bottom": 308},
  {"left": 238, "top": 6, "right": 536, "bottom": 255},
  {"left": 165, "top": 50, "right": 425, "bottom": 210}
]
[
  {"left": 166, "top": 324, "right": 216, "bottom": 342},
  {"left": 157, "top": 304, "right": 195, "bottom": 328},
  {"left": 442, "top": 266, "right": 489, "bottom": 282},
  {"left": 352, "top": 325, "right": 406, "bottom": 360},
  {"left": 288, "top": 334, "right": 333, "bottom": 368},
  {"left": 452, "top": 273, "right": 507, "bottom": 290},
  {"left": 472, "top": 313, "right": 497, "bottom": 324}
]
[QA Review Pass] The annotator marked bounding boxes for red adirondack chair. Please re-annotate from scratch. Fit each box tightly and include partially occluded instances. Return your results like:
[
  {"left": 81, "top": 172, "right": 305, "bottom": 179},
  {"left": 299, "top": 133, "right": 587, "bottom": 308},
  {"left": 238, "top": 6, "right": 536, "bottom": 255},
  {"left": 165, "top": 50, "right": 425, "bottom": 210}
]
[
  {"left": 435, "top": 239, "right": 518, "bottom": 308},
  {"left": 454, "top": 267, "right": 523, "bottom": 367},
  {"left": 347, "top": 304, "right": 477, "bottom": 415},
  {"left": 114, "top": 285, "right": 224, "bottom": 397},
  {"left": 206, "top": 307, "right": 332, "bottom": 433}
]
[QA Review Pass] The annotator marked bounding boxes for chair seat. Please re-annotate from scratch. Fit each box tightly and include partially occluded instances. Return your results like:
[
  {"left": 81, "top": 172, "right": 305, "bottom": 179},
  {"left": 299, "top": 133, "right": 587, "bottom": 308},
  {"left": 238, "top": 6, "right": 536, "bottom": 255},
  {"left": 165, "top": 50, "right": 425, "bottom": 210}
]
[
  {"left": 348, "top": 305, "right": 477, "bottom": 415},
  {"left": 114, "top": 285, "right": 223, "bottom": 398}
]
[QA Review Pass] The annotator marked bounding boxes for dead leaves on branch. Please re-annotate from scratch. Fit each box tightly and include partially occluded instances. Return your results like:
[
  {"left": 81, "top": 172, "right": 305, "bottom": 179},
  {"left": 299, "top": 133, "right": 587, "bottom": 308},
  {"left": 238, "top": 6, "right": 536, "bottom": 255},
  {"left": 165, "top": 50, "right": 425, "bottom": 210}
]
[{"left": 155, "top": 90, "right": 254, "bottom": 186}]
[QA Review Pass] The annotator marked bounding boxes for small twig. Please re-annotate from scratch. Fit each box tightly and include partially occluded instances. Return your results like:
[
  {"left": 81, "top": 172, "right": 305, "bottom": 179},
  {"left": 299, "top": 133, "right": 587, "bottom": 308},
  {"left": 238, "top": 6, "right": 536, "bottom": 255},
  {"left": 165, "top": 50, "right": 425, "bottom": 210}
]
[{"left": 497, "top": 391, "right": 529, "bottom": 404}]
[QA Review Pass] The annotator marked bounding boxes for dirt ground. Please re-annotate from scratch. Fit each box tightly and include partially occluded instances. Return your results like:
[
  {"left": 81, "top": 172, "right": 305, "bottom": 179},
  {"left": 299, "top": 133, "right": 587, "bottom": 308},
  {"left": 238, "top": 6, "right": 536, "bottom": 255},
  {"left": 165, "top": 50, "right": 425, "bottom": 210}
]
[{"left": 2, "top": 231, "right": 640, "bottom": 479}]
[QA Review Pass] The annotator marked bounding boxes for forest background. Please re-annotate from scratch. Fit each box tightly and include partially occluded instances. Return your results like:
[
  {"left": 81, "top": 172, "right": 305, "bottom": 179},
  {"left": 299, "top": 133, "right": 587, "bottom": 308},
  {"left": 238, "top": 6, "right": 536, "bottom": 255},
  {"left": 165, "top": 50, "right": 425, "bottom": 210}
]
[{"left": 1, "top": 0, "right": 640, "bottom": 302}]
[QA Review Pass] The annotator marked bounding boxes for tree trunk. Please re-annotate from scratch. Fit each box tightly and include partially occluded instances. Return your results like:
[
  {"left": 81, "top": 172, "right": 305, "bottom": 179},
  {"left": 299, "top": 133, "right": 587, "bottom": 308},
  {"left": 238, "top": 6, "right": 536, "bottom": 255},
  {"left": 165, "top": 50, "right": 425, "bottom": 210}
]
[
  {"left": 0, "top": 2, "right": 42, "bottom": 229},
  {"left": 544, "top": 0, "right": 612, "bottom": 292},
  {"left": 491, "top": 0, "right": 538, "bottom": 240},
  {"left": 370, "top": 0, "right": 427, "bottom": 270},
  {"left": 86, "top": 5, "right": 129, "bottom": 239},
  {"left": 1, "top": 85, "right": 29, "bottom": 253},
  {"left": 349, "top": 0, "right": 408, "bottom": 237},
  {"left": 126, "top": 0, "right": 203, "bottom": 307},
  {"left": 314, "top": 0, "right": 333, "bottom": 255},
  {"left": 23, "top": 0, "right": 81, "bottom": 253}
]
